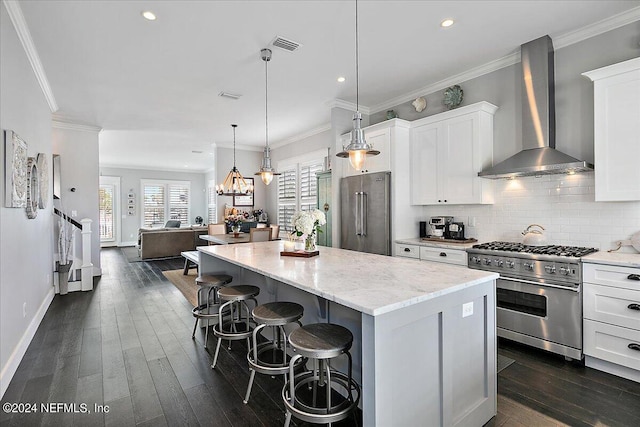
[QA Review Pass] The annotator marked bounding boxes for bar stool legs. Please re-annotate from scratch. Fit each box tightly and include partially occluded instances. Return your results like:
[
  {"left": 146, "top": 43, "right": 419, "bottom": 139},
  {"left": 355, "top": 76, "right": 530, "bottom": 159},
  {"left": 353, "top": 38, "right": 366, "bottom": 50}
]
[
  {"left": 243, "top": 301, "right": 305, "bottom": 404},
  {"left": 282, "top": 323, "right": 360, "bottom": 426},
  {"left": 191, "top": 274, "right": 232, "bottom": 348},
  {"left": 211, "top": 285, "right": 260, "bottom": 369}
]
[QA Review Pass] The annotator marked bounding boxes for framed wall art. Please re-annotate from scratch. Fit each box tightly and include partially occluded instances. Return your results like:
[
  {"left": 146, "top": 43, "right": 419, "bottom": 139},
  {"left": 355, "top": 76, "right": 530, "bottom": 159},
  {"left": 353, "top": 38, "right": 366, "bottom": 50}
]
[
  {"left": 4, "top": 130, "right": 28, "bottom": 208},
  {"left": 36, "top": 153, "right": 48, "bottom": 208},
  {"left": 233, "top": 177, "right": 254, "bottom": 207}
]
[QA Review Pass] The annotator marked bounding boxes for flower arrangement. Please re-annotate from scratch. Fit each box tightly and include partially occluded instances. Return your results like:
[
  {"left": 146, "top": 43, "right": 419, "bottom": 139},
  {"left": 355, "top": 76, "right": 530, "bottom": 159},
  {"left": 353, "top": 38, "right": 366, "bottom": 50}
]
[
  {"left": 224, "top": 214, "right": 244, "bottom": 228},
  {"left": 291, "top": 209, "right": 326, "bottom": 251}
]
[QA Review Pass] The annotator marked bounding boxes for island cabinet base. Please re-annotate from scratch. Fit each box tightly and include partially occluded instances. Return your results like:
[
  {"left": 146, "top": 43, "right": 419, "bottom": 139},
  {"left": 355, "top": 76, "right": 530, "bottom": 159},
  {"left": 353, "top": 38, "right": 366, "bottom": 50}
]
[
  {"left": 361, "top": 279, "right": 496, "bottom": 427},
  {"left": 199, "top": 251, "right": 496, "bottom": 426}
]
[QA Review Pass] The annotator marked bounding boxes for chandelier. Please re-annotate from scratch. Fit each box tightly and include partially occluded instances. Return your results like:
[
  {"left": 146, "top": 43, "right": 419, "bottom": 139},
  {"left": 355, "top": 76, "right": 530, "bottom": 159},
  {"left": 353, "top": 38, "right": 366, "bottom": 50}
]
[
  {"left": 336, "top": 0, "right": 379, "bottom": 171},
  {"left": 216, "top": 124, "right": 254, "bottom": 196},
  {"left": 255, "top": 48, "right": 280, "bottom": 185}
]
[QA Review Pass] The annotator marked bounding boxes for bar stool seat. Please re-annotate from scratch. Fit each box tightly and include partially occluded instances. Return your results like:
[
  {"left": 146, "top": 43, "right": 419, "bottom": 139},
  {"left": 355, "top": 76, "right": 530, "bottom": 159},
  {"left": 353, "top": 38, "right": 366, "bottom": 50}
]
[
  {"left": 244, "top": 302, "right": 305, "bottom": 404},
  {"left": 191, "top": 273, "right": 233, "bottom": 348},
  {"left": 211, "top": 285, "right": 260, "bottom": 369},
  {"left": 283, "top": 323, "right": 360, "bottom": 427}
]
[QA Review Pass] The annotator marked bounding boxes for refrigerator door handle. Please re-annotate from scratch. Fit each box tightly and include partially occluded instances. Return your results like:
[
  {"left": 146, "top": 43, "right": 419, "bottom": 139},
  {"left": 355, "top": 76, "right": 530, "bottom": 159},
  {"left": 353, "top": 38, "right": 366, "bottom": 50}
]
[
  {"left": 355, "top": 192, "right": 362, "bottom": 236},
  {"left": 361, "top": 192, "right": 367, "bottom": 236}
]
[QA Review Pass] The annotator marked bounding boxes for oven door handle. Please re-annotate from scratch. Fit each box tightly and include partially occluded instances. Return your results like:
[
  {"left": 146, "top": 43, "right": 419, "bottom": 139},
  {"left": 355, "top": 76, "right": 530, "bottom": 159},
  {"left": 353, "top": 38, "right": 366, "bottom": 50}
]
[{"left": 501, "top": 277, "right": 580, "bottom": 292}]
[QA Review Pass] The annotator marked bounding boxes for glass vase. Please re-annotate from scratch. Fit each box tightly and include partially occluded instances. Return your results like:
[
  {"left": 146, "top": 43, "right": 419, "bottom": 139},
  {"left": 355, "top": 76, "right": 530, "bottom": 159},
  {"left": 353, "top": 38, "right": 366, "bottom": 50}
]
[
  {"left": 305, "top": 234, "right": 316, "bottom": 252},
  {"left": 232, "top": 225, "right": 241, "bottom": 237}
]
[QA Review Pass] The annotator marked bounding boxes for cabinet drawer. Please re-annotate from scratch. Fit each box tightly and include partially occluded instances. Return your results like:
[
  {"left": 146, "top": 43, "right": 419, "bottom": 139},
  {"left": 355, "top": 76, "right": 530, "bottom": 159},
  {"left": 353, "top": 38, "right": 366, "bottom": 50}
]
[
  {"left": 584, "top": 283, "right": 640, "bottom": 330},
  {"left": 419, "top": 247, "right": 467, "bottom": 266},
  {"left": 395, "top": 244, "right": 420, "bottom": 259},
  {"left": 584, "top": 263, "right": 640, "bottom": 291},
  {"left": 584, "top": 319, "right": 640, "bottom": 371}
]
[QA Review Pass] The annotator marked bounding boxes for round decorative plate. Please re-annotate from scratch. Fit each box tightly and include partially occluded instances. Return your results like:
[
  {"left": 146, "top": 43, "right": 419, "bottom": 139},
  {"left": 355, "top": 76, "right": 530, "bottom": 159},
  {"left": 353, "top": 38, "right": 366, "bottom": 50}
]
[
  {"left": 443, "top": 85, "right": 463, "bottom": 109},
  {"left": 25, "top": 157, "right": 39, "bottom": 219}
]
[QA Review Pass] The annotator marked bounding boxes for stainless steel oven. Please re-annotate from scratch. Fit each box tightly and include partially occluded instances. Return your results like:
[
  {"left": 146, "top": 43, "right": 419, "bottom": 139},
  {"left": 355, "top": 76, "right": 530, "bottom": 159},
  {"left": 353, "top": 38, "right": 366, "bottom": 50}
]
[{"left": 467, "top": 242, "right": 598, "bottom": 361}]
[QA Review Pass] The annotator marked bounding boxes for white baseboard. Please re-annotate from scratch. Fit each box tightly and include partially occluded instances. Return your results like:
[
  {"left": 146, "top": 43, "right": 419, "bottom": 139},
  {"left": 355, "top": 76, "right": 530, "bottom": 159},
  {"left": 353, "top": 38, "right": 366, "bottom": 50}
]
[
  {"left": 0, "top": 288, "right": 55, "bottom": 399},
  {"left": 119, "top": 241, "right": 137, "bottom": 247},
  {"left": 92, "top": 266, "right": 102, "bottom": 277}
]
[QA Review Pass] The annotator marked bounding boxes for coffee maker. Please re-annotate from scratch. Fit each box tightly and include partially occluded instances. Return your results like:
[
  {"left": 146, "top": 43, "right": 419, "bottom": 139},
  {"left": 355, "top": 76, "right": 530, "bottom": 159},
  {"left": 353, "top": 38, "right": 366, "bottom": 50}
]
[
  {"left": 428, "top": 216, "right": 453, "bottom": 238},
  {"left": 447, "top": 222, "right": 465, "bottom": 240}
]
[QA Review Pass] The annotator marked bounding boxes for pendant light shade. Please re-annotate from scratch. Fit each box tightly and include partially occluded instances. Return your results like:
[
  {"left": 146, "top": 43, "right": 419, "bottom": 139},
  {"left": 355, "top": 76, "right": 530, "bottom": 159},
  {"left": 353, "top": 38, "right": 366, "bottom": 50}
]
[
  {"left": 336, "top": 0, "right": 379, "bottom": 171},
  {"left": 255, "top": 48, "right": 280, "bottom": 185},
  {"left": 216, "top": 124, "right": 254, "bottom": 196}
]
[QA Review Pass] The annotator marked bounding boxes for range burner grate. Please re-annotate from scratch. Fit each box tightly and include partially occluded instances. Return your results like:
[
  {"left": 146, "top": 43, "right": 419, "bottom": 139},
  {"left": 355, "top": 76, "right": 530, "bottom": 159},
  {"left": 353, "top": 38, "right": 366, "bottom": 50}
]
[{"left": 472, "top": 241, "right": 598, "bottom": 258}]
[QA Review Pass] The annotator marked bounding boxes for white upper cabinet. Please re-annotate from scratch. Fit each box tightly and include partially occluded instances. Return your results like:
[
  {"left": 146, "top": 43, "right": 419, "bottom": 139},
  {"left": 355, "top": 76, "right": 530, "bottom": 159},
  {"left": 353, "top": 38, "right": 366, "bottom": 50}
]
[
  {"left": 410, "top": 102, "right": 497, "bottom": 205},
  {"left": 583, "top": 57, "right": 640, "bottom": 202}
]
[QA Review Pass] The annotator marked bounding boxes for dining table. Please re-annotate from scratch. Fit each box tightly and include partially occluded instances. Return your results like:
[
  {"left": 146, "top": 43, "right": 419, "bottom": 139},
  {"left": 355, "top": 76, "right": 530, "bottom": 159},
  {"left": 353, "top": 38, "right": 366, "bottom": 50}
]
[{"left": 199, "top": 233, "right": 250, "bottom": 245}]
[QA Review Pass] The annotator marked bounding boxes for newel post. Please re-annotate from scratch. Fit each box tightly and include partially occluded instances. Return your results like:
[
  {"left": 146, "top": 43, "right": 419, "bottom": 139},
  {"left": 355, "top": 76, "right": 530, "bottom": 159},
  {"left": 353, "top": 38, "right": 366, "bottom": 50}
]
[{"left": 80, "top": 218, "right": 93, "bottom": 291}]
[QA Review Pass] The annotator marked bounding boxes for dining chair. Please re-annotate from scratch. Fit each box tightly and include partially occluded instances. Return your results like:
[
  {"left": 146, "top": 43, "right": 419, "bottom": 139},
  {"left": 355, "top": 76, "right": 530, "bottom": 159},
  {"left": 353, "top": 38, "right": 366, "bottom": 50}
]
[
  {"left": 208, "top": 223, "right": 227, "bottom": 245},
  {"left": 249, "top": 228, "right": 272, "bottom": 242},
  {"left": 269, "top": 224, "right": 280, "bottom": 240}
]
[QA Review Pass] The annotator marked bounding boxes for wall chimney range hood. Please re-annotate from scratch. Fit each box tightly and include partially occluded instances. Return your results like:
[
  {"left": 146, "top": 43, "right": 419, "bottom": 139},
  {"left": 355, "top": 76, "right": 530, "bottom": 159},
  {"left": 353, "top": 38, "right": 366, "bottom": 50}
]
[{"left": 478, "top": 35, "right": 593, "bottom": 179}]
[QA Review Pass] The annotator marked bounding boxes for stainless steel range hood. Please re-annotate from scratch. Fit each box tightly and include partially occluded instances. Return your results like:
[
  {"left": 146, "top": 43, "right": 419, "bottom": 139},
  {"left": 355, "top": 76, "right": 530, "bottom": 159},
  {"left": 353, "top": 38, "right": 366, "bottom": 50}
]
[{"left": 479, "top": 35, "right": 593, "bottom": 179}]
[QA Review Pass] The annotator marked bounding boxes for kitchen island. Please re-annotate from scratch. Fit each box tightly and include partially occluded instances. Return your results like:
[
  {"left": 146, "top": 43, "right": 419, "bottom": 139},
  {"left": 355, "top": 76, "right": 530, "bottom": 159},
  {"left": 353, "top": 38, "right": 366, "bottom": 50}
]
[{"left": 198, "top": 241, "right": 499, "bottom": 426}]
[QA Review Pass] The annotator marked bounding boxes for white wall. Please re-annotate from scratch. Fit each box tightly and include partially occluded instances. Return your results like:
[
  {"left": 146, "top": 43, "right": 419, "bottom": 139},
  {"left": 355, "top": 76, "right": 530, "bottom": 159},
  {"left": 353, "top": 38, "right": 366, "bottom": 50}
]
[
  {"left": 100, "top": 166, "right": 208, "bottom": 245},
  {"left": 0, "top": 3, "right": 55, "bottom": 397},
  {"left": 216, "top": 147, "right": 266, "bottom": 221},
  {"left": 52, "top": 125, "right": 101, "bottom": 272}
]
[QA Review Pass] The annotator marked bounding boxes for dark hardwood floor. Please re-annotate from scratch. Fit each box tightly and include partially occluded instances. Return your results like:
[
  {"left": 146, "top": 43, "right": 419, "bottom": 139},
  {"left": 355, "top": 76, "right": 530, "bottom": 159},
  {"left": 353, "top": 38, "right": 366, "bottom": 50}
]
[{"left": 2, "top": 247, "right": 639, "bottom": 426}]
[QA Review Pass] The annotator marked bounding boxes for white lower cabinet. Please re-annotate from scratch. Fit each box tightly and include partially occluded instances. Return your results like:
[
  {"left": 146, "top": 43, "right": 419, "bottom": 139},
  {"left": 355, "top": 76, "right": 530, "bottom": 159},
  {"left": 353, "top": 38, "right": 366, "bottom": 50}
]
[
  {"left": 395, "top": 243, "right": 467, "bottom": 266},
  {"left": 583, "top": 262, "right": 640, "bottom": 382}
]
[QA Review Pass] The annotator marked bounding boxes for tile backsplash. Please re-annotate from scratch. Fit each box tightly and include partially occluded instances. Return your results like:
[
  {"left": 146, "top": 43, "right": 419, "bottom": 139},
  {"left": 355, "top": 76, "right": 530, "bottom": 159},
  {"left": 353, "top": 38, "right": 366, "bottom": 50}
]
[{"left": 423, "top": 172, "right": 640, "bottom": 252}]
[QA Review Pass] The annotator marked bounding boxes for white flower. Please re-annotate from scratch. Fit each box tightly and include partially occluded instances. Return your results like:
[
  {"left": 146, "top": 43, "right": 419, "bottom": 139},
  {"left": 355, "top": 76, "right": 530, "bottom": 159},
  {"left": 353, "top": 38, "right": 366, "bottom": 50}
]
[{"left": 291, "top": 209, "right": 326, "bottom": 236}]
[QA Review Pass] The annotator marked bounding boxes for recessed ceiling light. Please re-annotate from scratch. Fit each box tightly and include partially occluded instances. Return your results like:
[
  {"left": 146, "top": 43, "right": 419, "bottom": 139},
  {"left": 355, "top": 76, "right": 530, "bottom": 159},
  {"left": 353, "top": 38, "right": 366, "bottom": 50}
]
[
  {"left": 142, "top": 11, "right": 157, "bottom": 21},
  {"left": 441, "top": 18, "right": 454, "bottom": 28},
  {"left": 337, "top": 76, "right": 346, "bottom": 83}
]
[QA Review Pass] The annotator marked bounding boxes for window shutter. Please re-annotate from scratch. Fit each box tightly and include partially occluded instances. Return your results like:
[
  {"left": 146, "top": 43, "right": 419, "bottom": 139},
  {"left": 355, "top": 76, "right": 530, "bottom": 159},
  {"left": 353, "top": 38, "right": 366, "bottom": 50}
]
[
  {"left": 278, "top": 168, "right": 297, "bottom": 200},
  {"left": 207, "top": 184, "right": 217, "bottom": 224},
  {"left": 99, "top": 185, "right": 114, "bottom": 240},
  {"left": 168, "top": 184, "right": 190, "bottom": 225},
  {"left": 143, "top": 184, "right": 165, "bottom": 228}
]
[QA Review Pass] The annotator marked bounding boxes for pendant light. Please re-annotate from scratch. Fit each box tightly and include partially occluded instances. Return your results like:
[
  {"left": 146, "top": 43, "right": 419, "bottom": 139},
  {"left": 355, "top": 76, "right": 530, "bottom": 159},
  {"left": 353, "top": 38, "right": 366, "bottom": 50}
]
[
  {"left": 255, "top": 48, "right": 280, "bottom": 185},
  {"left": 336, "top": 0, "right": 379, "bottom": 171},
  {"left": 216, "top": 124, "right": 254, "bottom": 196}
]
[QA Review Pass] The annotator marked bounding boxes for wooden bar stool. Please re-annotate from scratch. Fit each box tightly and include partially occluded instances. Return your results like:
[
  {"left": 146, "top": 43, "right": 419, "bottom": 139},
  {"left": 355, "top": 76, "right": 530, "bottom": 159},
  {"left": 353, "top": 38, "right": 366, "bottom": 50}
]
[
  {"left": 191, "top": 273, "right": 232, "bottom": 348},
  {"left": 211, "top": 285, "right": 260, "bottom": 369},
  {"left": 283, "top": 323, "right": 360, "bottom": 426},
  {"left": 244, "top": 301, "right": 305, "bottom": 404}
]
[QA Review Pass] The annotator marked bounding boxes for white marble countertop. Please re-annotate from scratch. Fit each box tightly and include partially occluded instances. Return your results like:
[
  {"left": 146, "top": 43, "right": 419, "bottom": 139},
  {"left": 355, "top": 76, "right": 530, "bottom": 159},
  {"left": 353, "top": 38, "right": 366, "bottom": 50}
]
[
  {"left": 582, "top": 251, "right": 640, "bottom": 268},
  {"left": 395, "top": 237, "right": 479, "bottom": 250},
  {"left": 198, "top": 241, "right": 498, "bottom": 316}
]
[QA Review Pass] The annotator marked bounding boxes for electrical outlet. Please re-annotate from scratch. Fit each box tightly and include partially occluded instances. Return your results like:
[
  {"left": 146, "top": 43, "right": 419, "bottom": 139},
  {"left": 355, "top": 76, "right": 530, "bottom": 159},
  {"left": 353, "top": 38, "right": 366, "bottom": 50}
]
[
  {"left": 462, "top": 302, "right": 474, "bottom": 318},
  {"left": 22, "top": 302, "right": 27, "bottom": 318},
  {"left": 468, "top": 216, "right": 477, "bottom": 227},
  {"left": 71, "top": 210, "right": 78, "bottom": 217}
]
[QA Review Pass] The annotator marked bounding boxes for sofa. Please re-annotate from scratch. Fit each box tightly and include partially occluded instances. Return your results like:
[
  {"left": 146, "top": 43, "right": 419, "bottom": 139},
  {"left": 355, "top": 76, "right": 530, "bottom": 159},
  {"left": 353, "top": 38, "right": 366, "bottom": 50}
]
[{"left": 138, "top": 226, "right": 208, "bottom": 260}]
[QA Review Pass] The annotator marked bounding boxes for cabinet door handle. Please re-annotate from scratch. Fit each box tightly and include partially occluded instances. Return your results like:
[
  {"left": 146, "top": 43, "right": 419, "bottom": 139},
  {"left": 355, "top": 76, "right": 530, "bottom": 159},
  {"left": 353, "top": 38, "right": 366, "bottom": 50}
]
[
  {"left": 628, "top": 303, "right": 640, "bottom": 311},
  {"left": 439, "top": 252, "right": 447, "bottom": 257},
  {"left": 627, "top": 274, "right": 640, "bottom": 281},
  {"left": 628, "top": 343, "right": 640, "bottom": 352},
  {"left": 444, "top": 200, "right": 447, "bottom": 203},
  {"left": 404, "top": 248, "right": 410, "bottom": 252}
]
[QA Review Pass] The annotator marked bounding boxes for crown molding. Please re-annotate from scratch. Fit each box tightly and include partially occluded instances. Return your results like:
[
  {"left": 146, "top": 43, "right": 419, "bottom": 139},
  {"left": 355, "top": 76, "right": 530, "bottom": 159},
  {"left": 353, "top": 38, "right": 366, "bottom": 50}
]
[
  {"left": 3, "top": 0, "right": 58, "bottom": 112},
  {"left": 215, "top": 143, "right": 263, "bottom": 152},
  {"left": 326, "top": 99, "right": 371, "bottom": 116},
  {"left": 554, "top": 6, "right": 640, "bottom": 49},
  {"left": 99, "top": 163, "right": 210, "bottom": 174},
  {"left": 370, "top": 6, "right": 640, "bottom": 115},
  {"left": 270, "top": 123, "right": 332, "bottom": 149},
  {"left": 52, "top": 119, "right": 101, "bottom": 133}
]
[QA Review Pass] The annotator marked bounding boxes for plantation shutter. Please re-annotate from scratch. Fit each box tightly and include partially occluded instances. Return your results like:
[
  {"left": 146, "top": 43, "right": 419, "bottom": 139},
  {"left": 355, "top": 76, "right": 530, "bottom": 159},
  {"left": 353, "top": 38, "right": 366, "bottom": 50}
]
[
  {"left": 278, "top": 168, "right": 297, "bottom": 231},
  {"left": 207, "top": 183, "right": 217, "bottom": 224},
  {"left": 143, "top": 184, "right": 165, "bottom": 228},
  {"left": 99, "top": 184, "right": 114, "bottom": 240},
  {"left": 300, "top": 161, "right": 323, "bottom": 212},
  {"left": 168, "top": 184, "right": 190, "bottom": 225}
]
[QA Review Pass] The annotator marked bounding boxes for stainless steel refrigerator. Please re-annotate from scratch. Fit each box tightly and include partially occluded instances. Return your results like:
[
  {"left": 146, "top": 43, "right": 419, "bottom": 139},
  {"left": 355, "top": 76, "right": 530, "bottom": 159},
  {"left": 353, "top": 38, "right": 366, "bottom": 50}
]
[{"left": 340, "top": 171, "right": 391, "bottom": 256}]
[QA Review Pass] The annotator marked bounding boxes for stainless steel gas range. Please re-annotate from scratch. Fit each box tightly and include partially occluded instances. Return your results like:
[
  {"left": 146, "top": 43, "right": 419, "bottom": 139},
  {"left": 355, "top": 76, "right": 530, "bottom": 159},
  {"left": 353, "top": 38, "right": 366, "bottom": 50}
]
[{"left": 467, "top": 242, "right": 598, "bottom": 360}]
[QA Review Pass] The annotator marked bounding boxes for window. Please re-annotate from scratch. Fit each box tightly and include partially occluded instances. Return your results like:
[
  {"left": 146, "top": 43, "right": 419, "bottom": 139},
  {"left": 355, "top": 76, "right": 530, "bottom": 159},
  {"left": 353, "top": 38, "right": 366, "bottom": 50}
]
[
  {"left": 207, "top": 180, "right": 217, "bottom": 224},
  {"left": 277, "top": 153, "right": 325, "bottom": 232},
  {"left": 99, "top": 184, "right": 114, "bottom": 241},
  {"left": 141, "top": 180, "right": 190, "bottom": 228}
]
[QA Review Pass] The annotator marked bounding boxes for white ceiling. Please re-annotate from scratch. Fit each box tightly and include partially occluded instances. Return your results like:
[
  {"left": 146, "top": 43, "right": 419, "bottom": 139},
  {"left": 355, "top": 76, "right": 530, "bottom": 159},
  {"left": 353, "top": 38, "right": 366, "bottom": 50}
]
[{"left": 17, "top": 0, "right": 640, "bottom": 172}]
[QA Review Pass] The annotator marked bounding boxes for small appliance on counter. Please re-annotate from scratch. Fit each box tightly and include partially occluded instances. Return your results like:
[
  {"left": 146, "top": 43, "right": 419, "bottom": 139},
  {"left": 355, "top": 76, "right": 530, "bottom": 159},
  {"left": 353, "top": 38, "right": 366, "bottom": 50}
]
[
  {"left": 428, "top": 216, "right": 453, "bottom": 238},
  {"left": 447, "top": 222, "right": 465, "bottom": 240}
]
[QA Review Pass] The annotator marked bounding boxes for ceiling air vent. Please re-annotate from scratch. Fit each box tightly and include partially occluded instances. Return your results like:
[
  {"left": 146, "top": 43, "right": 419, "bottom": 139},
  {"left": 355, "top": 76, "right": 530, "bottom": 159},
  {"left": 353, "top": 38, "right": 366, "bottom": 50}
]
[
  {"left": 271, "top": 35, "right": 302, "bottom": 52},
  {"left": 218, "top": 91, "right": 242, "bottom": 100}
]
